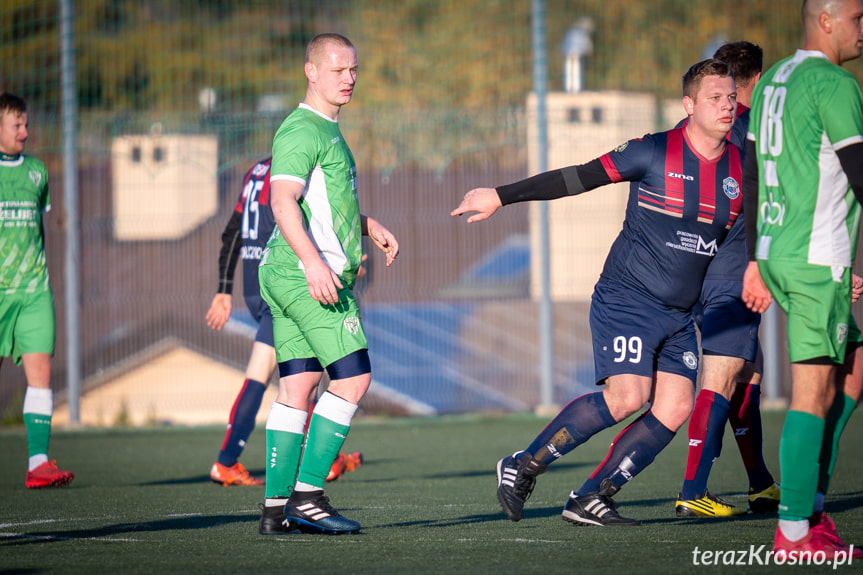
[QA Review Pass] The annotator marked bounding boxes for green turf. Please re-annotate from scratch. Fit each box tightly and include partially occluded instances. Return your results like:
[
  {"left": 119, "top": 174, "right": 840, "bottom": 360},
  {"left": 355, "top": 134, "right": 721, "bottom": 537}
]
[{"left": 1, "top": 410, "right": 862, "bottom": 574}]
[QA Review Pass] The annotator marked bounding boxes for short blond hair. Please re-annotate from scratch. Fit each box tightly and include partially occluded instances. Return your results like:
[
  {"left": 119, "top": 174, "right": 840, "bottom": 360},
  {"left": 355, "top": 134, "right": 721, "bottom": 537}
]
[{"left": 305, "top": 33, "right": 354, "bottom": 65}]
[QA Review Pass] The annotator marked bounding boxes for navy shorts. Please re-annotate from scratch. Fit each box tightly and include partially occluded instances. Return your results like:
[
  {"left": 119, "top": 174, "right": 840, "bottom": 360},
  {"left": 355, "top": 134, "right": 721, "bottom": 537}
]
[
  {"left": 694, "top": 279, "right": 760, "bottom": 362},
  {"left": 245, "top": 294, "right": 274, "bottom": 347},
  {"left": 590, "top": 281, "right": 699, "bottom": 385}
]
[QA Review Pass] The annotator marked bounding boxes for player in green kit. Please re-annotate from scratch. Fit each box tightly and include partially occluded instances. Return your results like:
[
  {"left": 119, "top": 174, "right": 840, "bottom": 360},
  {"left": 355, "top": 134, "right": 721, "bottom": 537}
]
[
  {"left": 742, "top": 0, "right": 863, "bottom": 559},
  {"left": 257, "top": 33, "right": 399, "bottom": 535},
  {"left": 0, "top": 92, "right": 74, "bottom": 489}
]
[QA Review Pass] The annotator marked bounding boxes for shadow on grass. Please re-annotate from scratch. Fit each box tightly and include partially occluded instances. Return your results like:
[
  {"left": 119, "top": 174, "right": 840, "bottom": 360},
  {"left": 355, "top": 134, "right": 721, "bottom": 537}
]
[
  {"left": 140, "top": 457, "right": 402, "bottom": 487},
  {"left": 376, "top": 510, "right": 508, "bottom": 529},
  {"left": 424, "top": 459, "right": 591, "bottom": 481},
  {"left": 0, "top": 513, "right": 254, "bottom": 547},
  {"left": 397, "top": 488, "right": 863, "bottom": 531},
  {"left": 382, "top": 503, "right": 778, "bottom": 531},
  {"left": 141, "top": 474, "right": 218, "bottom": 486},
  {"left": 141, "top": 457, "right": 591, "bottom": 486},
  {"left": 825, "top": 490, "right": 863, "bottom": 514}
]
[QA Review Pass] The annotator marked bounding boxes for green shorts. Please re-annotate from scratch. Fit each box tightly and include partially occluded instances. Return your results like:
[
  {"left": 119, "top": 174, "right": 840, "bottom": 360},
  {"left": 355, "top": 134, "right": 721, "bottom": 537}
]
[
  {"left": 259, "top": 264, "right": 367, "bottom": 368},
  {"left": 758, "top": 259, "right": 861, "bottom": 363},
  {"left": 0, "top": 288, "right": 56, "bottom": 365}
]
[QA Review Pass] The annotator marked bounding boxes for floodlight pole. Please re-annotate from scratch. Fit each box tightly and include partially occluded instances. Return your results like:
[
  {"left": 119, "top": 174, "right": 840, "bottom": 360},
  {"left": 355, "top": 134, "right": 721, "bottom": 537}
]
[
  {"left": 60, "top": 0, "right": 81, "bottom": 424},
  {"left": 532, "top": 0, "right": 555, "bottom": 411}
]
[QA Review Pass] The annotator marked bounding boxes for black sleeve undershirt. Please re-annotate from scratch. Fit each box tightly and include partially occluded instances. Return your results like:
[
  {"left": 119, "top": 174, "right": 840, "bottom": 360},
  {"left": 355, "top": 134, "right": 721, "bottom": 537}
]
[
  {"left": 217, "top": 210, "right": 243, "bottom": 294},
  {"left": 495, "top": 158, "right": 612, "bottom": 206},
  {"left": 837, "top": 142, "right": 863, "bottom": 207},
  {"left": 742, "top": 138, "right": 759, "bottom": 261}
]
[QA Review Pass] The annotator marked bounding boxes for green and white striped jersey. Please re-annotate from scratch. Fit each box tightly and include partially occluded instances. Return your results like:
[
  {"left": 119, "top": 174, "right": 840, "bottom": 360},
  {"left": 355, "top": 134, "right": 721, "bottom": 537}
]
[
  {"left": 263, "top": 103, "right": 362, "bottom": 286},
  {"left": 0, "top": 154, "right": 50, "bottom": 294},
  {"left": 748, "top": 49, "right": 863, "bottom": 268}
]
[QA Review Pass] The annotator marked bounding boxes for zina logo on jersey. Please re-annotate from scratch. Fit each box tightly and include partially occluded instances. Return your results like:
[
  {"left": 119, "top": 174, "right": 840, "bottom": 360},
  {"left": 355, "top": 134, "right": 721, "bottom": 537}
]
[{"left": 667, "top": 171, "right": 694, "bottom": 181}]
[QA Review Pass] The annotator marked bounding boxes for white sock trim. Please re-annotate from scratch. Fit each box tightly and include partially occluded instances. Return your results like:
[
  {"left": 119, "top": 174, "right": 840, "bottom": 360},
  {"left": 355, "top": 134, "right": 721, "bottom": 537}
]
[
  {"left": 779, "top": 519, "right": 809, "bottom": 542},
  {"left": 265, "top": 402, "right": 307, "bottom": 434},
  {"left": 293, "top": 481, "right": 319, "bottom": 493},
  {"left": 23, "top": 387, "right": 53, "bottom": 416},
  {"left": 313, "top": 391, "right": 358, "bottom": 427},
  {"left": 29, "top": 454, "right": 48, "bottom": 471}
]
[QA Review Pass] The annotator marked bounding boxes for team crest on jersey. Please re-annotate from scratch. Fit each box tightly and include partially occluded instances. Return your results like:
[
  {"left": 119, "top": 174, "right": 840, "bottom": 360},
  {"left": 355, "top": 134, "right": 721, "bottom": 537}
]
[
  {"left": 613, "top": 142, "right": 629, "bottom": 153},
  {"left": 682, "top": 351, "right": 698, "bottom": 370},
  {"left": 837, "top": 323, "right": 848, "bottom": 345},
  {"left": 29, "top": 171, "right": 41, "bottom": 187},
  {"left": 722, "top": 177, "right": 740, "bottom": 200},
  {"left": 344, "top": 316, "right": 360, "bottom": 335}
]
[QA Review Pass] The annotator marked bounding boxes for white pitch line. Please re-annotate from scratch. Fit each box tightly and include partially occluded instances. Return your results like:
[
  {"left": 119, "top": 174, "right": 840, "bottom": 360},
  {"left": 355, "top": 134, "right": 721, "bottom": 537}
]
[{"left": 0, "top": 518, "right": 61, "bottom": 529}]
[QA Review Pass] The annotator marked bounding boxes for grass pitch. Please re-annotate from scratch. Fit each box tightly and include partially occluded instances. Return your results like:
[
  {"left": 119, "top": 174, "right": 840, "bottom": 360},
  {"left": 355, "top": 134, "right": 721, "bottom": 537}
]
[{"left": 1, "top": 410, "right": 862, "bottom": 574}]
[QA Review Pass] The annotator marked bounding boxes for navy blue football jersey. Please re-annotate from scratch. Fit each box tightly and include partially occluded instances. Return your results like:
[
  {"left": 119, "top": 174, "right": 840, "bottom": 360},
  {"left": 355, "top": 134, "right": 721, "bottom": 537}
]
[
  {"left": 703, "top": 106, "right": 749, "bottom": 282},
  {"left": 674, "top": 106, "right": 750, "bottom": 283},
  {"left": 234, "top": 157, "right": 275, "bottom": 298},
  {"left": 597, "top": 127, "right": 743, "bottom": 310}
]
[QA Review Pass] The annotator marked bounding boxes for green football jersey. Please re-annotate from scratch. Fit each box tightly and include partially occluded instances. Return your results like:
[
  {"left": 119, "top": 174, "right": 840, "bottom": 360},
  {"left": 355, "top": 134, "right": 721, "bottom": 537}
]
[
  {"left": 748, "top": 50, "right": 863, "bottom": 268},
  {"left": 0, "top": 155, "right": 50, "bottom": 294},
  {"left": 262, "top": 104, "right": 362, "bottom": 286}
]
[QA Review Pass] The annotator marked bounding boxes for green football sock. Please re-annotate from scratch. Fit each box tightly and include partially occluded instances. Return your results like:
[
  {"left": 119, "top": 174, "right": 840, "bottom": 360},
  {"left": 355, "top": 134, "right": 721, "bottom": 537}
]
[
  {"left": 23, "top": 387, "right": 53, "bottom": 462},
  {"left": 295, "top": 391, "right": 358, "bottom": 491},
  {"left": 295, "top": 413, "right": 350, "bottom": 490},
  {"left": 779, "top": 410, "right": 824, "bottom": 521},
  {"left": 24, "top": 412, "right": 51, "bottom": 459},
  {"left": 264, "top": 403, "right": 306, "bottom": 499},
  {"left": 817, "top": 393, "right": 857, "bottom": 495}
]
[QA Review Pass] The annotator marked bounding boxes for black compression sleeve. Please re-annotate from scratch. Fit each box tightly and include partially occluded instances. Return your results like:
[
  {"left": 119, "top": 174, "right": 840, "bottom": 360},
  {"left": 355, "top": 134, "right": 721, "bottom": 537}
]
[
  {"left": 496, "top": 163, "right": 600, "bottom": 206},
  {"left": 217, "top": 210, "right": 243, "bottom": 294},
  {"left": 837, "top": 143, "right": 863, "bottom": 207},
  {"left": 742, "top": 139, "right": 759, "bottom": 261},
  {"left": 574, "top": 158, "right": 613, "bottom": 190},
  {"left": 496, "top": 169, "right": 570, "bottom": 205}
]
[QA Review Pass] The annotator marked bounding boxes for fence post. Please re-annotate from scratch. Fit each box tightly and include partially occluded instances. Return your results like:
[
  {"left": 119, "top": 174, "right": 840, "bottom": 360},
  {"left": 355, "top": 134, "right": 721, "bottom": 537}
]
[
  {"left": 532, "top": 0, "right": 556, "bottom": 413},
  {"left": 60, "top": 0, "right": 81, "bottom": 424}
]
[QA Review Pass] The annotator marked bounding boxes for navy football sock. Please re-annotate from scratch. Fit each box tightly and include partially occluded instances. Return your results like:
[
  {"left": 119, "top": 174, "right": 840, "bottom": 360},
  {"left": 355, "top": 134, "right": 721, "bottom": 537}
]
[
  {"left": 680, "top": 390, "right": 730, "bottom": 500},
  {"left": 217, "top": 379, "right": 267, "bottom": 466},
  {"left": 526, "top": 392, "right": 617, "bottom": 467},
  {"left": 729, "top": 383, "right": 774, "bottom": 491},
  {"left": 577, "top": 410, "right": 675, "bottom": 496}
]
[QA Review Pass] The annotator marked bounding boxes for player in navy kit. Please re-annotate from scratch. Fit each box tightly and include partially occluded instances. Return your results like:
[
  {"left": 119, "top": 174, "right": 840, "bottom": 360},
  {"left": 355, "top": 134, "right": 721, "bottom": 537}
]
[
  {"left": 453, "top": 59, "right": 741, "bottom": 526},
  {"left": 674, "top": 41, "right": 781, "bottom": 519},
  {"left": 205, "top": 158, "right": 362, "bottom": 488},
  {"left": 206, "top": 158, "right": 278, "bottom": 486}
]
